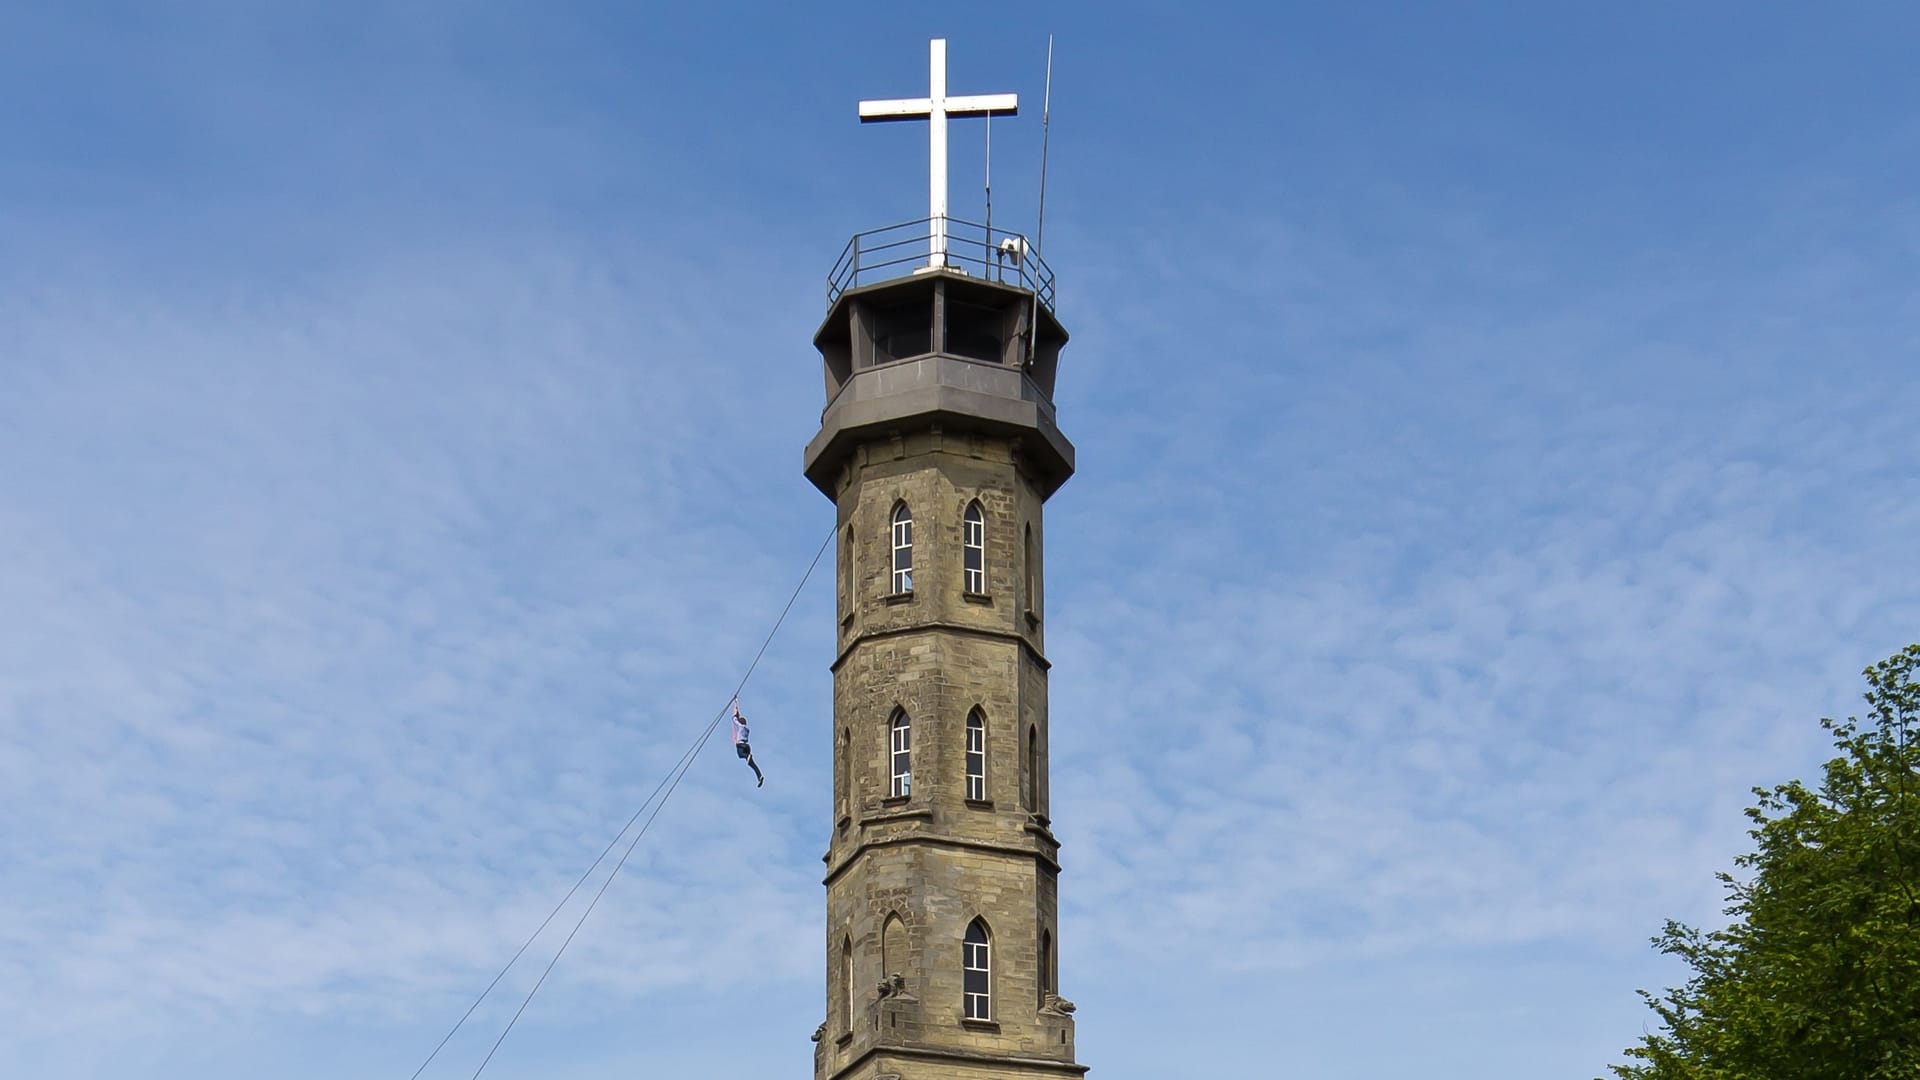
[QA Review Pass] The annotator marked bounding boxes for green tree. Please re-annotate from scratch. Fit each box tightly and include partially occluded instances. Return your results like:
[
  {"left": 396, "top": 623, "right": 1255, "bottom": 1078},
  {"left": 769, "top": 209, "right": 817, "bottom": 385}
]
[{"left": 1610, "top": 644, "right": 1920, "bottom": 1080}]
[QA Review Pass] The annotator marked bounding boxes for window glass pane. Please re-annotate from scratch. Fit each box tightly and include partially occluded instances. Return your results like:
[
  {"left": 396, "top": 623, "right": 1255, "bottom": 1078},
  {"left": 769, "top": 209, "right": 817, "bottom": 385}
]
[
  {"left": 892, "top": 715, "right": 912, "bottom": 795},
  {"left": 892, "top": 507, "right": 913, "bottom": 593},
  {"left": 962, "top": 923, "right": 991, "bottom": 1020}
]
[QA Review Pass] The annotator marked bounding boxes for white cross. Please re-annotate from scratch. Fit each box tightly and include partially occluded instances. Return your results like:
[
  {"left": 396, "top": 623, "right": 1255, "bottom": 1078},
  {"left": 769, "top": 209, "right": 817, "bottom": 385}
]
[{"left": 859, "top": 38, "right": 1018, "bottom": 269}]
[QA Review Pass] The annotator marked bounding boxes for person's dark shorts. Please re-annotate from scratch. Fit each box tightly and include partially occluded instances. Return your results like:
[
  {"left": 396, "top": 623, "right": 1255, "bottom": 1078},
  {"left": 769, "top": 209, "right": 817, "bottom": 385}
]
[{"left": 736, "top": 743, "right": 752, "bottom": 759}]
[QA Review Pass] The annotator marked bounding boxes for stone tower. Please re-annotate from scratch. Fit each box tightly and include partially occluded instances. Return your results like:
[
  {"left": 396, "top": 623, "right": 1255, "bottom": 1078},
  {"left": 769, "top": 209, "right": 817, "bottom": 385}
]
[{"left": 802, "top": 224, "right": 1083, "bottom": 1079}]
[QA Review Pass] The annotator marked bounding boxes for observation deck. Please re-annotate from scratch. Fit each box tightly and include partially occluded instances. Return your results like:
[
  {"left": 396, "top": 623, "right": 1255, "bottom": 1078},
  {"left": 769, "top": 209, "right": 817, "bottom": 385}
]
[{"left": 805, "top": 216, "right": 1073, "bottom": 501}]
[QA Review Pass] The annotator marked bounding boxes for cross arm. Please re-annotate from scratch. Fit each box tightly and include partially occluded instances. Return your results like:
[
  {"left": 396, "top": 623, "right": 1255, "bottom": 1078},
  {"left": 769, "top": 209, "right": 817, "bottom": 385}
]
[
  {"left": 859, "top": 97, "right": 934, "bottom": 122},
  {"left": 945, "top": 93, "right": 1018, "bottom": 118}
]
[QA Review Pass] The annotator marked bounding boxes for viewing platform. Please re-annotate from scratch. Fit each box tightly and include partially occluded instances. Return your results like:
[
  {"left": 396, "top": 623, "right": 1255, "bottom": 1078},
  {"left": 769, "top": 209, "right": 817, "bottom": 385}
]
[
  {"left": 827, "top": 216, "right": 1057, "bottom": 314},
  {"left": 806, "top": 216, "right": 1073, "bottom": 502}
]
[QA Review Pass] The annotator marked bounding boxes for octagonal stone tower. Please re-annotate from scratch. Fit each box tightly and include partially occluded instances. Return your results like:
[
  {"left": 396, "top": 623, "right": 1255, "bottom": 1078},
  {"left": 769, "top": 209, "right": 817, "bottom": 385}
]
[{"left": 804, "top": 232, "right": 1085, "bottom": 1080}]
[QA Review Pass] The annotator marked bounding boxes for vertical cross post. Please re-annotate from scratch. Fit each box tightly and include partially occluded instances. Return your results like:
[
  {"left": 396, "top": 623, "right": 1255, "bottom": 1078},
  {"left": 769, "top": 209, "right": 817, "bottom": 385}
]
[
  {"left": 859, "top": 39, "right": 1018, "bottom": 270},
  {"left": 928, "top": 38, "right": 948, "bottom": 266}
]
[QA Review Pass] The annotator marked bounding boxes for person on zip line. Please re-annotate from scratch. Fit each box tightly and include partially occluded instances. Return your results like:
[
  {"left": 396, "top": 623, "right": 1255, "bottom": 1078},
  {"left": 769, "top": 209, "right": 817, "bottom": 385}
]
[{"left": 731, "top": 701, "right": 764, "bottom": 787}]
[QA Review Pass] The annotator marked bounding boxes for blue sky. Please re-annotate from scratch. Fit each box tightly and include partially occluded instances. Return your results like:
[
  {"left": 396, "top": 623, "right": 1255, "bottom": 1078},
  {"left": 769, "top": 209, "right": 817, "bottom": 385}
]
[{"left": 4, "top": 2, "right": 1918, "bottom": 1077}]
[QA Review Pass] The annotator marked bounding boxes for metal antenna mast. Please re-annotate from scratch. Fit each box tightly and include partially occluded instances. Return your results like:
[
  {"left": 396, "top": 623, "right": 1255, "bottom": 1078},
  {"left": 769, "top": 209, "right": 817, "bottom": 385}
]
[
  {"left": 985, "top": 109, "right": 994, "bottom": 243},
  {"left": 1035, "top": 34, "right": 1054, "bottom": 255}
]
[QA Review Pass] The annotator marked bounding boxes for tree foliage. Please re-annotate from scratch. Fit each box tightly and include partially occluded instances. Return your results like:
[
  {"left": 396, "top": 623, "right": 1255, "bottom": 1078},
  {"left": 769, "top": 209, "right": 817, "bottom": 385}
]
[{"left": 1610, "top": 644, "right": 1920, "bottom": 1080}]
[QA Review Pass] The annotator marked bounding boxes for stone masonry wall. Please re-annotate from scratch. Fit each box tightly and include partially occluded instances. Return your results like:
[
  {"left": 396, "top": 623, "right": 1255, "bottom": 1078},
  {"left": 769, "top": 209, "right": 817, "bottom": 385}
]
[{"left": 814, "top": 432, "right": 1082, "bottom": 1080}]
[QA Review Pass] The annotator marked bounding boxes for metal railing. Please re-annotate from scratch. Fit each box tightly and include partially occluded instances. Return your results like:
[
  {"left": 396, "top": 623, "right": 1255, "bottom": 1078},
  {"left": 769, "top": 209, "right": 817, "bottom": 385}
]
[{"left": 828, "top": 216, "right": 1056, "bottom": 313}]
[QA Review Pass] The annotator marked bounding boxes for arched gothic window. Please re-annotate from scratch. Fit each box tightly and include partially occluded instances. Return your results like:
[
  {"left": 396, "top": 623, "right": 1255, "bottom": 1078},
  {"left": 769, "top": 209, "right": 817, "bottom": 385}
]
[
  {"left": 965, "top": 708, "right": 987, "bottom": 802},
  {"left": 1024, "top": 725, "right": 1039, "bottom": 811},
  {"left": 842, "top": 935, "right": 855, "bottom": 1032},
  {"left": 963, "top": 501, "right": 986, "bottom": 594},
  {"left": 891, "top": 503, "right": 914, "bottom": 594},
  {"left": 1023, "top": 523, "right": 1035, "bottom": 615},
  {"left": 1040, "top": 928, "right": 1054, "bottom": 999},
  {"left": 882, "top": 912, "right": 904, "bottom": 978},
  {"left": 889, "top": 710, "right": 912, "bottom": 797},
  {"left": 837, "top": 726, "right": 851, "bottom": 822},
  {"left": 963, "top": 919, "right": 992, "bottom": 1020},
  {"left": 842, "top": 524, "right": 856, "bottom": 619}
]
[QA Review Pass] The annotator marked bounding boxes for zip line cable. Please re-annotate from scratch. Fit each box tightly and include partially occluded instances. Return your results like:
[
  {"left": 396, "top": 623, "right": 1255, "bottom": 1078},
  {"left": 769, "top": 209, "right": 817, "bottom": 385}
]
[
  {"left": 406, "top": 749, "right": 686, "bottom": 1080},
  {"left": 462, "top": 525, "right": 836, "bottom": 1078},
  {"left": 405, "top": 525, "right": 836, "bottom": 1080},
  {"left": 465, "top": 711, "right": 712, "bottom": 1079}
]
